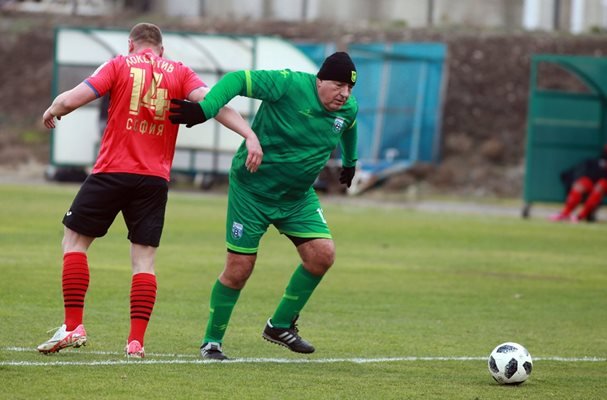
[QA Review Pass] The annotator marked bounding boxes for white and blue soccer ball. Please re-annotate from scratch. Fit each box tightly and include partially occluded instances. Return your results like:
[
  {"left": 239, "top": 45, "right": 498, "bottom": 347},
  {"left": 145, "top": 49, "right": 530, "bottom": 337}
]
[{"left": 488, "top": 342, "right": 533, "bottom": 385}]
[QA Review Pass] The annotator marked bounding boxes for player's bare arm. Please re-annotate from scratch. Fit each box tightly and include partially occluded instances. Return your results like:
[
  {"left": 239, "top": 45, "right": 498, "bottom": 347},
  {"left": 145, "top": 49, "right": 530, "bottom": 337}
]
[
  {"left": 186, "top": 87, "right": 263, "bottom": 173},
  {"left": 43, "top": 82, "right": 97, "bottom": 129}
]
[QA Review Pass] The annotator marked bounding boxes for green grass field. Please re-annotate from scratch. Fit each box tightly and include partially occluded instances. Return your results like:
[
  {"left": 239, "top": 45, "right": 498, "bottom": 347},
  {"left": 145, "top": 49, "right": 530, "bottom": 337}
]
[{"left": 1, "top": 184, "right": 605, "bottom": 399}]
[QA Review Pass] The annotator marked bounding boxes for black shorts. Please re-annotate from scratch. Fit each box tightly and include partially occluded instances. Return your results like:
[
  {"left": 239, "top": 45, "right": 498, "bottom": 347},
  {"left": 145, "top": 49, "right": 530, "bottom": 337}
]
[{"left": 63, "top": 173, "right": 169, "bottom": 247}]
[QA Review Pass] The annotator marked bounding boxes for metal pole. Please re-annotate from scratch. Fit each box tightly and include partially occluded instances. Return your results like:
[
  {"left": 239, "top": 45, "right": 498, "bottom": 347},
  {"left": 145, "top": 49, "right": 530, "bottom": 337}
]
[
  {"left": 371, "top": 45, "right": 392, "bottom": 163},
  {"left": 427, "top": 0, "right": 434, "bottom": 27},
  {"left": 570, "top": 0, "right": 585, "bottom": 34},
  {"left": 553, "top": 0, "right": 561, "bottom": 30},
  {"left": 262, "top": 0, "right": 272, "bottom": 18},
  {"left": 523, "top": 0, "right": 541, "bottom": 30},
  {"left": 302, "top": 0, "right": 308, "bottom": 21}
]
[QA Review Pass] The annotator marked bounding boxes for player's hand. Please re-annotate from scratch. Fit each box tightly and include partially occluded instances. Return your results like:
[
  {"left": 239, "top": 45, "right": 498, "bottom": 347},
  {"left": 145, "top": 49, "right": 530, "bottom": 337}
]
[
  {"left": 42, "top": 108, "right": 61, "bottom": 129},
  {"left": 244, "top": 135, "right": 263, "bottom": 173},
  {"left": 169, "top": 99, "right": 207, "bottom": 128},
  {"left": 339, "top": 166, "right": 356, "bottom": 188}
]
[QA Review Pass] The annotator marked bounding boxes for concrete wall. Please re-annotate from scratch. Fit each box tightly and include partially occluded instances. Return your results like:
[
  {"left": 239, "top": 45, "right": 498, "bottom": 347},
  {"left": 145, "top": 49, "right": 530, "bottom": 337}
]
[
  {"left": 156, "top": 0, "right": 607, "bottom": 32},
  {"left": 6, "top": 0, "right": 607, "bottom": 33},
  {"left": 189, "top": 0, "right": 520, "bottom": 28}
]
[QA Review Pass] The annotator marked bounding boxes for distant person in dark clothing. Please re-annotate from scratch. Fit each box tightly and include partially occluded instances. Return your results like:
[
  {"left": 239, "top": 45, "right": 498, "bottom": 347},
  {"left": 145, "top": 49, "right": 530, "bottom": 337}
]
[{"left": 550, "top": 145, "right": 607, "bottom": 223}]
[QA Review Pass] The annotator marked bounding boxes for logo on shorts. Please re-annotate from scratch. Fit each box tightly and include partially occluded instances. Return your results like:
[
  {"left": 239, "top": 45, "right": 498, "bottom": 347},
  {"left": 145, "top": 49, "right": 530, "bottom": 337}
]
[
  {"left": 66, "top": 210, "right": 73, "bottom": 216},
  {"left": 231, "top": 221, "right": 244, "bottom": 240}
]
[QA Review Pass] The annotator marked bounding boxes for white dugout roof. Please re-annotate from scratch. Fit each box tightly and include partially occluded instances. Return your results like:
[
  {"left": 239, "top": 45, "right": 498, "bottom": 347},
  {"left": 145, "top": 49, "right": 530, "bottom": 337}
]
[{"left": 51, "top": 27, "right": 318, "bottom": 174}]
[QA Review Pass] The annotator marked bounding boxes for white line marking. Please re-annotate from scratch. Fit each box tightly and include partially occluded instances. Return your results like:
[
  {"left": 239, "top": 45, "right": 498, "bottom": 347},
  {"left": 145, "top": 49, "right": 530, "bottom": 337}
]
[
  {"left": 4, "top": 346, "right": 197, "bottom": 358},
  {"left": 2, "top": 347, "right": 605, "bottom": 367}
]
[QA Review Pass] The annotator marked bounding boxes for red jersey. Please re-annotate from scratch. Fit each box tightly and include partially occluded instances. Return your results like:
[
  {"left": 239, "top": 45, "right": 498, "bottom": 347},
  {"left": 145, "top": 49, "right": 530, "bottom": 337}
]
[{"left": 85, "top": 49, "right": 205, "bottom": 180}]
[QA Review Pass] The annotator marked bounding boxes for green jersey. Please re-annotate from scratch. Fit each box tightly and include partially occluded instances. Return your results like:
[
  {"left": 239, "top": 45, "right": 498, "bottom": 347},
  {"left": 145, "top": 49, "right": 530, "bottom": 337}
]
[{"left": 200, "top": 69, "right": 358, "bottom": 202}]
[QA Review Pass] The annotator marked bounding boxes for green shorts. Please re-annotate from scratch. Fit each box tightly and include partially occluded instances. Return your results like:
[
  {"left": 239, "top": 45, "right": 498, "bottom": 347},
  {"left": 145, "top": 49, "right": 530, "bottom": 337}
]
[{"left": 226, "top": 183, "right": 332, "bottom": 254}]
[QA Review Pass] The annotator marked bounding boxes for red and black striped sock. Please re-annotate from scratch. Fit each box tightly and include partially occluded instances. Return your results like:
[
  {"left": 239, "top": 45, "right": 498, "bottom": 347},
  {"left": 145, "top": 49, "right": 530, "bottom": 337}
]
[
  {"left": 562, "top": 177, "right": 593, "bottom": 216},
  {"left": 578, "top": 179, "right": 607, "bottom": 219},
  {"left": 62, "top": 252, "right": 90, "bottom": 331},
  {"left": 128, "top": 273, "right": 157, "bottom": 346}
]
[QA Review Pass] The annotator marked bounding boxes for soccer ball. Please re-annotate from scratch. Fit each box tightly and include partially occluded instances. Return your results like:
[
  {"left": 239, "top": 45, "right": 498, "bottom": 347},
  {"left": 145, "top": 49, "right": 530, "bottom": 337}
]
[{"left": 488, "top": 342, "right": 533, "bottom": 385}]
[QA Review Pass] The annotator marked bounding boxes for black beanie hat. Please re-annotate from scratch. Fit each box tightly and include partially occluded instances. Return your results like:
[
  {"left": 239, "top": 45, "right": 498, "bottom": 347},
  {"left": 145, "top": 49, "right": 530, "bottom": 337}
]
[{"left": 317, "top": 52, "right": 357, "bottom": 86}]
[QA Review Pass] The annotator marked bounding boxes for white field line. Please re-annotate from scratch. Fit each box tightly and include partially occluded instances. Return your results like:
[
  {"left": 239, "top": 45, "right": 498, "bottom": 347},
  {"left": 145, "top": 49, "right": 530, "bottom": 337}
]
[{"left": 2, "top": 347, "right": 605, "bottom": 367}]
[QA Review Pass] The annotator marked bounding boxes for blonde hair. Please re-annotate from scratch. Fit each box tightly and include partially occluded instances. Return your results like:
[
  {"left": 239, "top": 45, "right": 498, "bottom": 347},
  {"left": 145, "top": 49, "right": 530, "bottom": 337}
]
[{"left": 129, "top": 23, "right": 163, "bottom": 46}]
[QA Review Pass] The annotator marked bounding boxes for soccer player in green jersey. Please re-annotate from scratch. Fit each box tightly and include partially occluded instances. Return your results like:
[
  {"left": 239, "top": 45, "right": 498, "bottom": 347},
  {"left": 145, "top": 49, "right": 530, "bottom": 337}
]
[{"left": 169, "top": 52, "right": 358, "bottom": 359}]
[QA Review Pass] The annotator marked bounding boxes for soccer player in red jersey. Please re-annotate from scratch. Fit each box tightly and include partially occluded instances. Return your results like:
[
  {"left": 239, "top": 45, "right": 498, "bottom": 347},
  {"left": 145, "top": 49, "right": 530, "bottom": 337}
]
[{"left": 37, "top": 23, "right": 262, "bottom": 358}]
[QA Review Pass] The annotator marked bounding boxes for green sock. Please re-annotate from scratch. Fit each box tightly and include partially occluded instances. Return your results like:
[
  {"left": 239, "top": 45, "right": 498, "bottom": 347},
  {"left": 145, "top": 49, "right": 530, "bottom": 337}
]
[
  {"left": 271, "top": 264, "right": 323, "bottom": 328},
  {"left": 203, "top": 279, "right": 241, "bottom": 344}
]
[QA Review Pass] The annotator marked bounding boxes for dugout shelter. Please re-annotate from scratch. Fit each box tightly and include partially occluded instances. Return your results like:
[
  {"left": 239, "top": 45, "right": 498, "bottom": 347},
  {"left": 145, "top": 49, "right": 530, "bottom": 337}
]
[
  {"left": 48, "top": 27, "right": 318, "bottom": 185},
  {"left": 523, "top": 54, "right": 607, "bottom": 217}
]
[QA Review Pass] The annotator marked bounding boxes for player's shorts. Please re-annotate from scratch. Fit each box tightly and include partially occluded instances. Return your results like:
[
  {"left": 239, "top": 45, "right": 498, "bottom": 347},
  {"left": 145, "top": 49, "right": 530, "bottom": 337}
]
[
  {"left": 226, "top": 182, "right": 332, "bottom": 254},
  {"left": 63, "top": 173, "right": 168, "bottom": 247}
]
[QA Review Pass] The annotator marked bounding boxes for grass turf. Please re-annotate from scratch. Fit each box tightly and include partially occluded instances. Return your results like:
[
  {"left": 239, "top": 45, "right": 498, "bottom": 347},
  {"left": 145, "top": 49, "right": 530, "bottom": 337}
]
[{"left": 0, "top": 184, "right": 605, "bottom": 399}]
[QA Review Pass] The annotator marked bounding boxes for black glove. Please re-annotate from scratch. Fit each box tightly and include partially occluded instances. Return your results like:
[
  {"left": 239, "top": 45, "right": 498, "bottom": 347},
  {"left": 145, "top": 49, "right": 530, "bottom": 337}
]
[
  {"left": 169, "top": 99, "right": 208, "bottom": 128},
  {"left": 339, "top": 166, "right": 356, "bottom": 188}
]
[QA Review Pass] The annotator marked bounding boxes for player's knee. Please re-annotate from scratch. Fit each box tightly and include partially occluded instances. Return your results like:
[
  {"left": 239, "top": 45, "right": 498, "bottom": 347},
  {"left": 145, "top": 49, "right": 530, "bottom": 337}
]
[
  {"left": 220, "top": 274, "right": 248, "bottom": 289},
  {"left": 324, "top": 249, "right": 336, "bottom": 270},
  {"left": 314, "top": 244, "right": 336, "bottom": 273},
  {"left": 574, "top": 177, "right": 593, "bottom": 193},
  {"left": 221, "top": 256, "right": 256, "bottom": 289},
  {"left": 62, "top": 228, "right": 94, "bottom": 253},
  {"left": 298, "top": 239, "right": 335, "bottom": 275}
]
